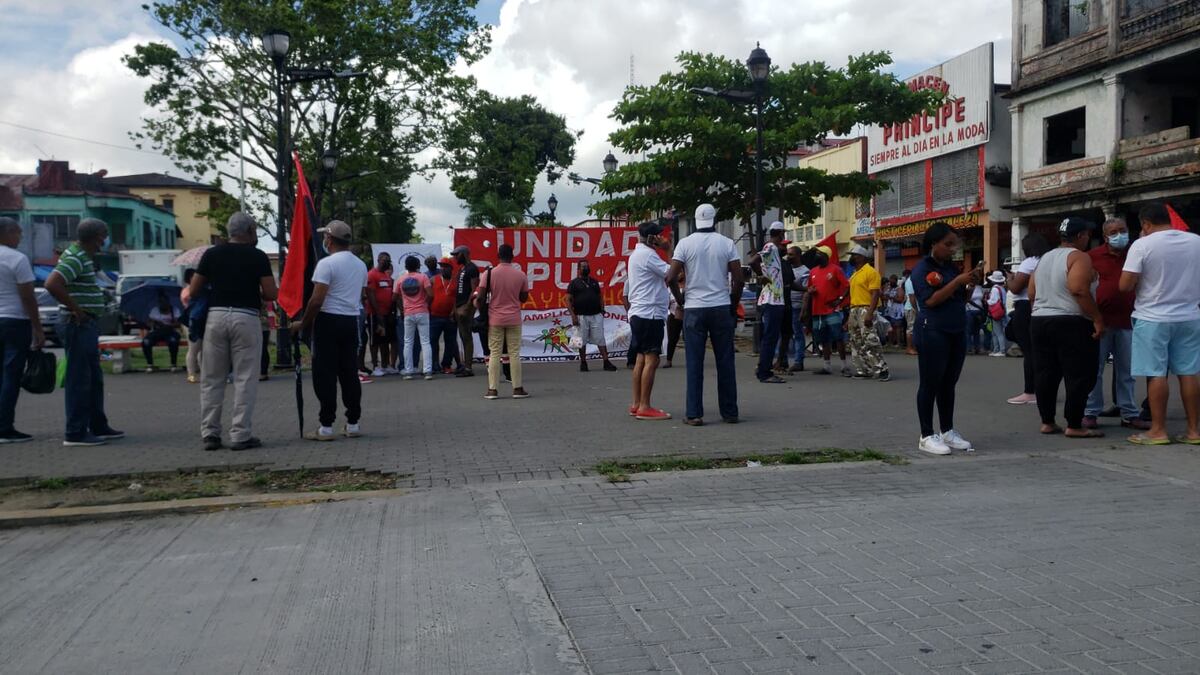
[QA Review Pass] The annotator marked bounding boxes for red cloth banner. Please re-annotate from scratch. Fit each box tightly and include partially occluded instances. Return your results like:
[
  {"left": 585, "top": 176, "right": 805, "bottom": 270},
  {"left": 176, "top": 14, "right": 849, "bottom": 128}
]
[{"left": 452, "top": 227, "right": 665, "bottom": 310}]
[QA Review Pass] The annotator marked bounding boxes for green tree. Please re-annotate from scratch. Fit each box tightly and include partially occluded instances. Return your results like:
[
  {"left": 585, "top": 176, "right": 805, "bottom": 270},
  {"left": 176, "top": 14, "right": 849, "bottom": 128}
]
[
  {"left": 124, "top": 0, "right": 490, "bottom": 251},
  {"left": 439, "top": 93, "right": 578, "bottom": 227},
  {"left": 593, "top": 51, "right": 942, "bottom": 237}
]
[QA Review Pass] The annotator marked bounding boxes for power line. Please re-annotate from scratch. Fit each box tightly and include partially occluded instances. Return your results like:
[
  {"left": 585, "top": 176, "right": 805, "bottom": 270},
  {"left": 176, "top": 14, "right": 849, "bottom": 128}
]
[{"left": 0, "top": 119, "right": 166, "bottom": 156}]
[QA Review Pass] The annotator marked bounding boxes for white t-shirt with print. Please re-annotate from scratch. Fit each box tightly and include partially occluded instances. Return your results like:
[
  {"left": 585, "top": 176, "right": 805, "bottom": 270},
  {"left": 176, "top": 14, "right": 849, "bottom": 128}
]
[
  {"left": 312, "top": 250, "right": 368, "bottom": 317},
  {"left": 672, "top": 231, "right": 740, "bottom": 309},
  {"left": 0, "top": 245, "right": 35, "bottom": 320},
  {"left": 1123, "top": 229, "right": 1200, "bottom": 323}
]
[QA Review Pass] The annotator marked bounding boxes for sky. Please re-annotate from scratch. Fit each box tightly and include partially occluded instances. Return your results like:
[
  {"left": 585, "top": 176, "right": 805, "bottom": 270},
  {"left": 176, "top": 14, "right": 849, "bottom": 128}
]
[{"left": 0, "top": 0, "right": 1011, "bottom": 251}]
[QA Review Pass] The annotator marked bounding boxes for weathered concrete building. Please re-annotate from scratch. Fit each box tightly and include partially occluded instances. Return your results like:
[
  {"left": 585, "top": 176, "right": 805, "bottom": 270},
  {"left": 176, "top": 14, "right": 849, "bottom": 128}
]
[{"left": 1008, "top": 0, "right": 1200, "bottom": 255}]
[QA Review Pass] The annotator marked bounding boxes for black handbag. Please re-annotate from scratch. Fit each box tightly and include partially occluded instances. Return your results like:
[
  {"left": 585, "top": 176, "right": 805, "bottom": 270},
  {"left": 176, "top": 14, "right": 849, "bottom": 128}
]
[
  {"left": 21, "top": 349, "right": 56, "bottom": 394},
  {"left": 472, "top": 269, "right": 491, "bottom": 332}
]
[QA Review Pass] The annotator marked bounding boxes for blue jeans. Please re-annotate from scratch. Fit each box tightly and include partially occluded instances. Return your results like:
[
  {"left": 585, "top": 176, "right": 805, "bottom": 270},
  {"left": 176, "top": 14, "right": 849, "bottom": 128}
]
[
  {"left": 0, "top": 318, "right": 31, "bottom": 433},
  {"left": 756, "top": 304, "right": 784, "bottom": 380},
  {"left": 683, "top": 306, "right": 738, "bottom": 420},
  {"left": 1086, "top": 327, "right": 1137, "bottom": 419},
  {"left": 430, "top": 316, "right": 459, "bottom": 369},
  {"left": 789, "top": 309, "right": 806, "bottom": 365},
  {"left": 58, "top": 317, "right": 109, "bottom": 438}
]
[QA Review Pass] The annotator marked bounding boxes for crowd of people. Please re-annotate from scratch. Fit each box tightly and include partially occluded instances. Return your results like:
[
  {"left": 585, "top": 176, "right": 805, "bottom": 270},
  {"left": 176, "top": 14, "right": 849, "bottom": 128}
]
[{"left": 0, "top": 201, "right": 1195, "bottom": 456}]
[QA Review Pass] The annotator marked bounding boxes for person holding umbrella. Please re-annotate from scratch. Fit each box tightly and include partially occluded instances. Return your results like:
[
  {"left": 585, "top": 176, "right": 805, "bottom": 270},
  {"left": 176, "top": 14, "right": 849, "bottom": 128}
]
[
  {"left": 188, "top": 212, "right": 277, "bottom": 451},
  {"left": 290, "top": 220, "right": 369, "bottom": 441}
]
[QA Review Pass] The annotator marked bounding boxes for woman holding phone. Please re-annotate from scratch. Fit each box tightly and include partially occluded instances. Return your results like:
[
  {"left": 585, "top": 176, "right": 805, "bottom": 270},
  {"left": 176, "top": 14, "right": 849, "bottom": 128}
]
[{"left": 910, "top": 222, "right": 983, "bottom": 455}]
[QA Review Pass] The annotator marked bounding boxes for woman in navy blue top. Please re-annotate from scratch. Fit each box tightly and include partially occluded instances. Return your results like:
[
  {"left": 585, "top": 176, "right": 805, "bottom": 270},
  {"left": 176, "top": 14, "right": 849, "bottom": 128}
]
[{"left": 910, "top": 222, "right": 983, "bottom": 455}]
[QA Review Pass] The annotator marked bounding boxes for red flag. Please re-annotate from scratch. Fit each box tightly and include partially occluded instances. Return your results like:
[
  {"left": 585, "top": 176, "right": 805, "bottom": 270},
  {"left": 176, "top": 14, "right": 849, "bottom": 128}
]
[
  {"left": 815, "top": 231, "right": 838, "bottom": 253},
  {"left": 1166, "top": 203, "right": 1190, "bottom": 232},
  {"left": 278, "top": 152, "right": 318, "bottom": 318}
]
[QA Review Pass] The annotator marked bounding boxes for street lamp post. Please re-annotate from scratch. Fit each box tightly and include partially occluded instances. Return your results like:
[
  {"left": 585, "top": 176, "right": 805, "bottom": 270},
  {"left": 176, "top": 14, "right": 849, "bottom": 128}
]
[
  {"left": 262, "top": 28, "right": 294, "bottom": 368},
  {"left": 747, "top": 43, "right": 771, "bottom": 251},
  {"left": 345, "top": 197, "right": 357, "bottom": 228},
  {"left": 602, "top": 151, "right": 618, "bottom": 226},
  {"left": 547, "top": 193, "right": 558, "bottom": 223}
]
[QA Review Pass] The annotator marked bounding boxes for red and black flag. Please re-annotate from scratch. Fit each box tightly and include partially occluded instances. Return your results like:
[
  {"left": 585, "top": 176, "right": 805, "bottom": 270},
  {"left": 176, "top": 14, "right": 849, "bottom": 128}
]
[{"left": 278, "top": 151, "right": 320, "bottom": 319}]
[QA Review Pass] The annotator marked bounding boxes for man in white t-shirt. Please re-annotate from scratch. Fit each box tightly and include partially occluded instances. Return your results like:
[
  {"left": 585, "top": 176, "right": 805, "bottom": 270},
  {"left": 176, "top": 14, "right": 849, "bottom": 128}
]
[
  {"left": 626, "top": 221, "right": 673, "bottom": 421},
  {"left": 0, "top": 217, "right": 44, "bottom": 443},
  {"left": 291, "top": 220, "right": 369, "bottom": 441},
  {"left": 1119, "top": 203, "right": 1200, "bottom": 445},
  {"left": 667, "top": 203, "right": 745, "bottom": 425}
]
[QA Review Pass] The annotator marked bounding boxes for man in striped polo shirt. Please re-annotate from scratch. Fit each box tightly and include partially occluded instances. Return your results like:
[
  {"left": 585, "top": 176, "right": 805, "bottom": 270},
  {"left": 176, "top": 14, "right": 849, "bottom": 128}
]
[{"left": 45, "top": 218, "right": 123, "bottom": 446}]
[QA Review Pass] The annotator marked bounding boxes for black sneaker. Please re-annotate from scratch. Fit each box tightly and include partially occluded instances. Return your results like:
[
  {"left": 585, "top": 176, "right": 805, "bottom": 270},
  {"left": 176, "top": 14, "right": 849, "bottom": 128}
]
[
  {"left": 878, "top": 369, "right": 891, "bottom": 382},
  {"left": 93, "top": 427, "right": 125, "bottom": 440},
  {"left": 454, "top": 369, "right": 474, "bottom": 378},
  {"left": 602, "top": 361, "right": 618, "bottom": 372},
  {"left": 63, "top": 434, "right": 106, "bottom": 447},
  {"left": 203, "top": 436, "right": 222, "bottom": 451},
  {"left": 0, "top": 430, "right": 32, "bottom": 443},
  {"left": 852, "top": 372, "right": 871, "bottom": 380},
  {"left": 229, "top": 437, "right": 262, "bottom": 451},
  {"left": 580, "top": 362, "right": 589, "bottom": 372}
]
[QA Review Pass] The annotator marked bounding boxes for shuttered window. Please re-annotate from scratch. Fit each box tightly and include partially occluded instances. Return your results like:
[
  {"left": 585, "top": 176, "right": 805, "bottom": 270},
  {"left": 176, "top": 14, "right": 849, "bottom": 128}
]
[{"left": 931, "top": 148, "right": 980, "bottom": 211}]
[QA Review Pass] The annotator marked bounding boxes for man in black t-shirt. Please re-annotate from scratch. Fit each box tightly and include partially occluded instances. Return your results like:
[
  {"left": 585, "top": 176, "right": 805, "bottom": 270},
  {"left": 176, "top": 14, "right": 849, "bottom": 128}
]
[
  {"left": 450, "top": 245, "right": 480, "bottom": 376},
  {"left": 567, "top": 260, "right": 617, "bottom": 372},
  {"left": 189, "top": 212, "right": 277, "bottom": 451}
]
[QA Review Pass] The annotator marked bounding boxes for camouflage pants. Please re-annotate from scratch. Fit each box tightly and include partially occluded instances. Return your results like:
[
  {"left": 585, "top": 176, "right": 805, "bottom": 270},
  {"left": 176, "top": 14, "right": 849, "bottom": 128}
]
[{"left": 847, "top": 306, "right": 888, "bottom": 376}]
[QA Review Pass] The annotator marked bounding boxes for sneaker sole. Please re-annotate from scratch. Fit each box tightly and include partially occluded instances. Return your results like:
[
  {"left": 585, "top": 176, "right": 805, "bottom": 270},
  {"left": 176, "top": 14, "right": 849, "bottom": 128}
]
[
  {"left": 304, "top": 434, "right": 336, "bottom": 442},
  {"left": 0, "top": 436, "right": 32, "bottom": 444},
  {"left": 919, "top": 447, "right": 951, "bottom": 455},
  {"left": 63, "top": 440, "right": 106, "bottom": 447}
]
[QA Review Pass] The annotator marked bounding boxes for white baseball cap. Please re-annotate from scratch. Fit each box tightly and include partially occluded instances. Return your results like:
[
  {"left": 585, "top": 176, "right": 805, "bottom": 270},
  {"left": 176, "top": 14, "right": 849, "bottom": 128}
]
[
  {"left": 768, "top": 221, "right": 785, "bottom": 233},
  {"left": 695, "top": 203, "right": 716, "bottom": 228}
]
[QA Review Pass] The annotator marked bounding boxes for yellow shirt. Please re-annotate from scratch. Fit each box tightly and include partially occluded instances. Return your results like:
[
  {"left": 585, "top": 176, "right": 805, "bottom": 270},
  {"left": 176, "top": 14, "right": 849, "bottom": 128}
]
[{"left": 849, "top": 263, "right": 881, "bottom": 307}]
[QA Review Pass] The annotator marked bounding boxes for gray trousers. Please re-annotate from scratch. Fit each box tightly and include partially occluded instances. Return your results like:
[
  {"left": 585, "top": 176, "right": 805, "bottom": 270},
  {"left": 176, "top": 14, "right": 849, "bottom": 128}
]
[{"left": 200, "top": 309, "right": 261, "bottom": 442}]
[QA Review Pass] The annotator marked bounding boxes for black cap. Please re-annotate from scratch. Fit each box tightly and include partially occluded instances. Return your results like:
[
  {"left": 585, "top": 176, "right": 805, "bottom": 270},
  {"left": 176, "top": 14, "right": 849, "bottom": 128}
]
[
  {"left": 1059, "top": 217, "right": 1096, "bottom": 238},
  {"left": 638, "top": 221, "right": 664, "bottom": 238}
]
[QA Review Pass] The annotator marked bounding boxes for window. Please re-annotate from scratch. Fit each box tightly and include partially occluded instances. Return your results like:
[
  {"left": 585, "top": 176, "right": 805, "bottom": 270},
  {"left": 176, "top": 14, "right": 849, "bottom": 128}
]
[
  {"left": 1172, "top": 96, "right": 1199, "bottom": 139},
  {"left": 155, "top": 227, "right": 163, "bottom": 247},
  {"left": 142, "top": 220, "right": 151, "bottom": 245},
  {"left": 931, "top": 148, "right": 980, "bottom": 211},
  {"left": 161, "top": 198, "right": 174, "bottom": 213},
  {"left": 816, "top": 224, "right": 825, "bottom": 239},
  {"left": 110, "top": 222, "right": 127, "bottom": 245},
  {"left": 1045, "top": 0, "right": 1089, "bottom": 47},
  {"left": 1045, "top": 107, "right": 1087, "bottom": 165},
  {"left": 31, "top": 214, "right": 80, "bottom": 240}
]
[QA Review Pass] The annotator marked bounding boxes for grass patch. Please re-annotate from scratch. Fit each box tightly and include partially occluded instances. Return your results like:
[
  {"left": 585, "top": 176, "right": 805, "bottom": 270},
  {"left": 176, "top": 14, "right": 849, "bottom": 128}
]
[
  {"left": 33, "top": 477, "right": 69, "bottom": 491},
  {"left": 594, "top": 448, "right": 900, "bottom": 478},
  {"left": 0, "top": 467, "right": 399, "bottom": 511}
]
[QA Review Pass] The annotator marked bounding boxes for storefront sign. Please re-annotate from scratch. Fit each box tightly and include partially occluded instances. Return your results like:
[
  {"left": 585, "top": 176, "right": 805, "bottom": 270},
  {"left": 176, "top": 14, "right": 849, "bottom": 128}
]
[
  {"left": 853, "top": 218, "right": 873, "bottom": 238},
  {"left": 866, "top": 43, "right": 993, "bottom": 173},
  {"left": 875, "top": 211, "right": 981, "bottom": 242}
]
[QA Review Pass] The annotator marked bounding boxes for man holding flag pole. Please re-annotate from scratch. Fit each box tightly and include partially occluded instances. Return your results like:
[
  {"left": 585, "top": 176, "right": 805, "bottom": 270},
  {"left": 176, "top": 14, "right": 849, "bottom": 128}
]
[{"left": 278, "top": 152, "right": 322, "bottom": 437}]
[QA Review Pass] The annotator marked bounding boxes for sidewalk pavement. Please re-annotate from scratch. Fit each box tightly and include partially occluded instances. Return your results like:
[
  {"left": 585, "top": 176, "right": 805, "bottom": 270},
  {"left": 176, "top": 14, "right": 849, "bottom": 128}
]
[
  {"left": 2, "top": 452, "right": 1198, "bottom": 673},
  {"left": 1, "top": 349, "right": 1187, "bottom": 486}
]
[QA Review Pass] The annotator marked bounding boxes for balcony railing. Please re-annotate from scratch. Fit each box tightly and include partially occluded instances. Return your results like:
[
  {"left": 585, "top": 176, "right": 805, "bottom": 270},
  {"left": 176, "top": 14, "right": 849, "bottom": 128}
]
[{"left": 1121, "top": 0, "right": 1200, "bottom": 43}]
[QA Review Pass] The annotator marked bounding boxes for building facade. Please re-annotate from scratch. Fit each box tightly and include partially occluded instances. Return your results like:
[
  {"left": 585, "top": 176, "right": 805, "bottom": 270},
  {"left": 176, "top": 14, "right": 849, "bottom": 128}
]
[
  {"left": 103, "top": 173, "right": 227, "bottom": 250},
  {"left": 1008, "top": 0, "right": 1200, "bottom": 253},
  {"left": 785, "top": 139, "right": 864, "bottom": 258},
  {"left": 864, "top": 43, "right": 1014, "bottom": 275},
  {"left": 0, "top": 160, "right": 177, "bottom": 271}
]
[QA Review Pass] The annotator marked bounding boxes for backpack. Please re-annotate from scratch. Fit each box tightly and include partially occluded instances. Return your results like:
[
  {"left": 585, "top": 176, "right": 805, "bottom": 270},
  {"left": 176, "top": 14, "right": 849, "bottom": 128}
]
[{"left": 988, "top": 287, "right": 1006, "bottom": 320}]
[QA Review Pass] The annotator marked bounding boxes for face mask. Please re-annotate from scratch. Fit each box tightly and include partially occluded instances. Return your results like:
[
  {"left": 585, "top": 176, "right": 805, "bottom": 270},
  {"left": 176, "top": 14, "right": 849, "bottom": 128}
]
[
  {"left": 1108, "top": 232, "right": 1129, "bottom": 250},
  {"left": 321, "top": 238, "right": 331, "bottom": 255},
  {"left": 102, "top": 235, "right": 112, "bottom": 250}
]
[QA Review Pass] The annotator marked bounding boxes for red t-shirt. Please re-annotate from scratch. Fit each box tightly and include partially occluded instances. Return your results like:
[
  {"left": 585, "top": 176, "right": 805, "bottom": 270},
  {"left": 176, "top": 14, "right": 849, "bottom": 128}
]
[
  {"left": 430, "top": 275, "right": 457, "bottom": 318},
  {"left": 365, "top": 268, "right": 394, "bottom": 316},
  {"left": 809, "top": 263, "right": 848, "bottom": 316},
  {"left": 1089, "top": 244, "right": 1134, "bottom": 330}
]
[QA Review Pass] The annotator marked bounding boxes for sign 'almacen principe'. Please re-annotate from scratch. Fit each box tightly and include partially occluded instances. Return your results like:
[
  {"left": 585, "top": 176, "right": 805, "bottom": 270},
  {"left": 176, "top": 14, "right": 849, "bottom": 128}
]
[{"left": 866, "top": 43, "right": 993, "bottom": 173}]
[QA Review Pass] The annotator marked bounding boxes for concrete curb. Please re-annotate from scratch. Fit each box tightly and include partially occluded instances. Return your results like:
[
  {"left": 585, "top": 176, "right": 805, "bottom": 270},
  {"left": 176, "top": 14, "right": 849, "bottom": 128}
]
[{"left": 0, "top": 488, "right": 409, "bottom": 529}]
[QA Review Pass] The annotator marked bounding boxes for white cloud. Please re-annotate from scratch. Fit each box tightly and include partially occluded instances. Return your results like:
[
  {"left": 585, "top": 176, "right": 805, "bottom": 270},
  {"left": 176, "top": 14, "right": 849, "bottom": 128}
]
[{"left": 0, "top": 0, "right": 1014, "bottom": 251}]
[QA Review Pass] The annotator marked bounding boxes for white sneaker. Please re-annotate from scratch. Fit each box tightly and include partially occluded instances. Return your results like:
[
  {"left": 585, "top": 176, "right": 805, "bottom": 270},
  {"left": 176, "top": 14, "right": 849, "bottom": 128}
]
[
  {"left": 344, "top": 423, "right": 361, "bottom": 438},
  {"left": 989, "top": 352, "right": 1006, "bottom": 357},
  {"left": 385, "top": 367, "right": 400, "bottom": 376},
  {"left": 372, "top": 368, "right": 385, "bottom": 377},
  {"left": 424, "top": 373, "right": 434, "bottom": 381},
  {"left": 403, "top": 373, "right": 414, "bottom": 381},
  {"left": 941, "top": 429, "right": 974, "bottom": 452},
  {"left": 919, "top": 434, "right": 951, "bottom": 455}
]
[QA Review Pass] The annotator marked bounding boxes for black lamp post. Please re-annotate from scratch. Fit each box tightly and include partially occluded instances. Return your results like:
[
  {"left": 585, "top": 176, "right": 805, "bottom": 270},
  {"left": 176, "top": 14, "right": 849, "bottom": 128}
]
[
  {"left": 747, "top": 42, "right": 771, "bottom": 250},
  {"left": 547, "top": 193, "right": 558, "bottom": 222},
  {"left": 344, "top": 197, "right": 357, "bottom": 228},
  {"left": 603, "top": 151, "right": 618, "bottom": 226},
  {"left": 262, "top": 28, "right": 293, "bottom": 368}
]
